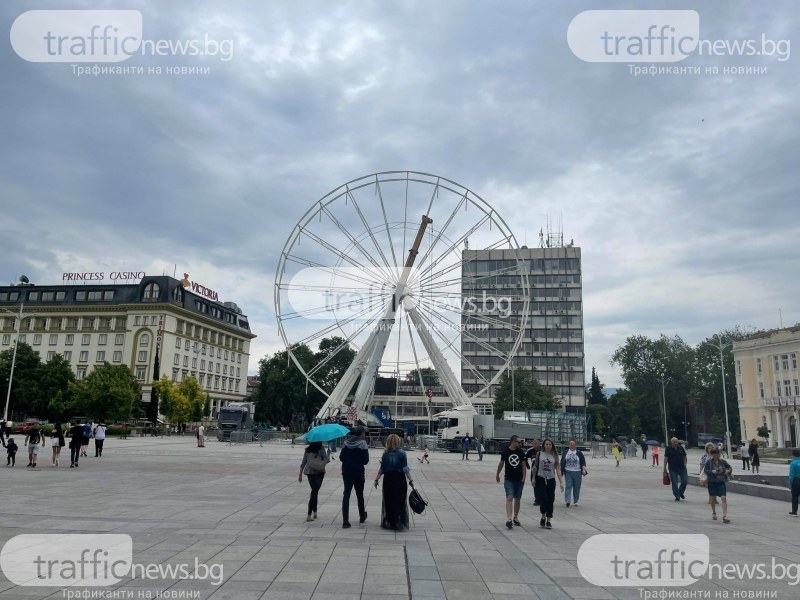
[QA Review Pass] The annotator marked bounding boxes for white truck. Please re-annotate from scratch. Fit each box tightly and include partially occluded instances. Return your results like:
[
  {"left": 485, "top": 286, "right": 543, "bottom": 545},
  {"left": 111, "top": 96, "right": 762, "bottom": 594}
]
[{"left": 434, "top": 405, "right": 543, "bottom": 453}]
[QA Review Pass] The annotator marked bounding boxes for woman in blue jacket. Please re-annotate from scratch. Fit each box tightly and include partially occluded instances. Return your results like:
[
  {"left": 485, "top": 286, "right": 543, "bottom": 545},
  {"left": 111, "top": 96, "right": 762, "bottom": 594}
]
[
  {"left": 374, "top": 434, "right": 414, "bottom": 530},
  {"left": 561, "top": 437, "right": 588, "bottom": 507}
]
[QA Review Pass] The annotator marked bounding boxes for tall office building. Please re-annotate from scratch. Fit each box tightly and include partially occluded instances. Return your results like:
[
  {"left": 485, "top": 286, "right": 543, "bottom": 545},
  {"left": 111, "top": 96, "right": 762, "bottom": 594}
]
[
  {"left": 461, "top": 243, "right": 585, "bottom": 411},
  {"left": 1, "top": 274, "right": 255, "bottom": 419}
]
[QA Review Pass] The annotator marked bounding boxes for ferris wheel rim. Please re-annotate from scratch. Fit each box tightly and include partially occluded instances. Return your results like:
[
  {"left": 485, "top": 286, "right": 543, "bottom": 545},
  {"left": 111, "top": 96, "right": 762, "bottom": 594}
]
[{"left": 274, "top": 170, "right": 530, "bottom": 402}]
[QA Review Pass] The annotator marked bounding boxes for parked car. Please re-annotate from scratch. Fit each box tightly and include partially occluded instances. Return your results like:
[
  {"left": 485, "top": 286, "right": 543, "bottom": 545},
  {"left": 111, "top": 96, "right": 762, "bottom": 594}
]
[{"left": 15, "top": 420, "right": 42, "bottom": 434}]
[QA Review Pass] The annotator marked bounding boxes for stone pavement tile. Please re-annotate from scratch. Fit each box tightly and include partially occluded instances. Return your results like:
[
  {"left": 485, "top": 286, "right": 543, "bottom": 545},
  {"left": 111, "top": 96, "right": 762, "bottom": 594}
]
[
  {"left": 359, "top": 595, "right": 408, "bottom": 600},
  {"left": 411, "top": 578, "right": 446, "bottom": 597},
  {"left": 364, "top": 570, "right": 407, "bottom": 585},
  {"left": 367, "top": 555, "right": 404, "bottom": 565},
  {"left": 261, "top": 591, "right": 312, "bottom": 600},
  {"left": 436, "top": 563, "right": 484, "bottom": 582},
  {"left": 229, "top": 568, "right": 280, "bottom": 583},
  {"left": 314, "top": 579, "right": 364, "bottom": 595},
  {"left": 561, "top": 587, "right": 616, "bottom": 599},
  {"left": 531, "top": 559, "right": 582, "bottom": 578},
  {"left": 266, "top": 579, "right": 319, "bottom": 594},
  {"left": 441, "top": 580, "right": 490, "bottom": 600},
  {"left": 530, "top": 584, "right": 574, "bottom": 600},
  {"left": 275, "top": 570, "right": 323, "bottom": 584},
  {"left": 409, "top": 565, "right": 440, "bottom": 580},
  {"left": 311, "top": 594, "right": 362, "bottom": 600},
  {"left": 433, "top": 553, "right": 473, "bottom": 564},
  {"left": 475, "top": 567, "right": 524, "bottom": 583},
  {"left": 485, "top": 581, "right": 534, "bottom": 594},
  {"left": 361, "top": 582, "right": 409, "bottom": 595}
]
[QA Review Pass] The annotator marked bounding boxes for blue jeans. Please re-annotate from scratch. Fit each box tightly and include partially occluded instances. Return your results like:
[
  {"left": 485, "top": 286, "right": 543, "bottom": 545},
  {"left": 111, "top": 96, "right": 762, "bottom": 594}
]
[
  {"left": 669, "top": 465, "right": 688, "bottom": 499},
  {"left": 564, "top": 470, "right": 582, "bottom": 503},
  {"left": 503, "top": 479, "right": 524, "bottom": 499}
]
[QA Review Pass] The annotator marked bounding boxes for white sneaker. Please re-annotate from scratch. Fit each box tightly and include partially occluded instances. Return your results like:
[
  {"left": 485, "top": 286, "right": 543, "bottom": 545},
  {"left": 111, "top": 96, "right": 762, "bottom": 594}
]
[{"left": 573, "top": 502, "right": 579, "bottom": 507}]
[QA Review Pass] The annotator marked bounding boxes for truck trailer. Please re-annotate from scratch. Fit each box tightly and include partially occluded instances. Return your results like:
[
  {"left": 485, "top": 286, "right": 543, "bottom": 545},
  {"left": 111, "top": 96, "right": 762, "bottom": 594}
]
[{"left": 435, "top": 405, "right": 544, "bottom": 453}]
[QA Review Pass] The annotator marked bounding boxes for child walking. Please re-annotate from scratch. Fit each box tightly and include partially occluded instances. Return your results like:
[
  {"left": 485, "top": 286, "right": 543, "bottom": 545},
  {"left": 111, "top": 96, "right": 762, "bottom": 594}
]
[{"left": 6, "top": 438, "right": 17, "bottom": 466}]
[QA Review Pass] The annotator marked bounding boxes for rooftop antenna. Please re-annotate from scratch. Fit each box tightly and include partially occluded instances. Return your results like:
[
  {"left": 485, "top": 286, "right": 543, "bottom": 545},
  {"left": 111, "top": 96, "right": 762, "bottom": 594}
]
[
  {"left": 538, "top": 228, "right": 545, "bottom": 248},
  {"left": 779, "top": 309, "right": 784, "bottom": 328}
]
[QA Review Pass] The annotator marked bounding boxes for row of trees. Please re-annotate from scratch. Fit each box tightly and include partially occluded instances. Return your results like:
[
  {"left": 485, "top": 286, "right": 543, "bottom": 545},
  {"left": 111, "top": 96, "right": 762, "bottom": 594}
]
[
  {"left": 588, "top": 328, "right": 757, "bottom": 442},
  {"left": 0, "top": 342, "right": 141, "bottom": 423},
  {"left": 152, "top": 376, "right": 211, "bottom": 425}
]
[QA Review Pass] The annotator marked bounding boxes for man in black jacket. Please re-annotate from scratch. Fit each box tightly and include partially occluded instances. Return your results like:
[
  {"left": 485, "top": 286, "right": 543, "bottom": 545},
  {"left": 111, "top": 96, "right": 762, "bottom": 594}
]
[{"left": 339, "top": 427, "right": 370, "bottom": 528}]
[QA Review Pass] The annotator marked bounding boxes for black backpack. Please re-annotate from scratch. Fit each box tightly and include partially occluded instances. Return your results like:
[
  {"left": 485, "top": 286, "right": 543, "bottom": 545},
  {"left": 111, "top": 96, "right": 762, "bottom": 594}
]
[{"left": 409, "top": 487, "right": 428, "bottom": 515}]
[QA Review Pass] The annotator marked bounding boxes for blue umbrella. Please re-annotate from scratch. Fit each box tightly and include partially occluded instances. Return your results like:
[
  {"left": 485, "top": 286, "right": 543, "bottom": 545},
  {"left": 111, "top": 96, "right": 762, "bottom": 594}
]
[
  {"left": 645, "top": 439, "right": 661, "bottom": 446},
  {"left": 305, "top": 423, "right": 350, "bottom": 442}
]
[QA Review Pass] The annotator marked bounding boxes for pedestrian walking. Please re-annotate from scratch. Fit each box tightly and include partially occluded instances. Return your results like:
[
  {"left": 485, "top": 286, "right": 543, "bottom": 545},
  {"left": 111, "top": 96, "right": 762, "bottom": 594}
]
[
  {"left": 299, "top": 441, "right": 331, "bottom": 522},
  {"left": 533, "top": 437, "right": 564, "bottom": 529},
  {"left": 699, "top": 443, "right": 715, "bottom": 473},
  {"left": 461, "top": 433, "right": 472, "bottom": 460},
  {"left": 748, "top": 439, "right": 760, "bottom": 475},
  {"left": 740, "top": 440, "right": 750, "bottom": 471},
  {"left": 417, "top": 448, "right": 430, "bottom": 464},
  {"left": 374, "top": 433, "right": 413, "bottom": 531},
  {"left": 197, "top": 425, "right": 205, "bottom": 447},
  {"left": 561, "top": 437, "right": 588, "bottom": 507},
  {"left": 340, "top": 427, "right": 369, "bottom": 528},
  {"left": 664, "top": 437, "right": 689, "bottom": 501},
  {"left": 640, "top": 439, "right": 648, "bottom": 460},
  {"left": 704, "top": 448, "right": 732, "bottom": 523},
  {"left": 611, "top": 439, "right": 623, "bottom": 467},
  {"left": 526, "top": 439, "right": 541, "bottom": 506},
  {"left": 0, "top": 419, "right": 7, "bottom": 448},
  {"left": 789, "top": 449, "right": 800, "bottom": 516},
  {"left": 81, "top": 422, "right": 92, "bottom": 457},
  {"left": 651, "top": 443, "right": 660, "bottom": 467},
  {"left": 477, "top": 434, "right": 484, "bottom": 461},
  {"left": 496, "top": 435, "right": 526, "bottom": 529},
  {"left": 50, "top": 423, "right": 65, "bottom": 467},
  {"left": 24, "top": 423, "right": 44, "bottom": 468},
  {"left": 6, "top": 438, "right": 17, "bottom": 466},
  {"left": 68, "top": 422, "right": 83, "bottom": 468},
  {"left": 94, "top": 422, "right": 107, "bottom": 456}
]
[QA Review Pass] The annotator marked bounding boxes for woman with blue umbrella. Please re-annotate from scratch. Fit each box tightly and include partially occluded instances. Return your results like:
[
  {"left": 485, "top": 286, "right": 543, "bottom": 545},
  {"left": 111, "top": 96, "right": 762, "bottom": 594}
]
[{"left": 298, "top": 423, "right": 347, "bottom": 521}]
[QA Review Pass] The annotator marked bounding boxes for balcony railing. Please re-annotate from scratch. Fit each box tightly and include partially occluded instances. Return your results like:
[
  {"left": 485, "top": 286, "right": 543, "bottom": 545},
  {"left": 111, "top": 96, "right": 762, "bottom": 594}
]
[{"left": 762, "top": 396, "right": 800, "bottom": 409}]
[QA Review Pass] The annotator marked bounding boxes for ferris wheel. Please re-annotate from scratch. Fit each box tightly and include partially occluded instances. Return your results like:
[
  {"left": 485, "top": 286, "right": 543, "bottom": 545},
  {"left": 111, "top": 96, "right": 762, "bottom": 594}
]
[{"left": 274, "top": 171, "right": 530, "bottom": 419}]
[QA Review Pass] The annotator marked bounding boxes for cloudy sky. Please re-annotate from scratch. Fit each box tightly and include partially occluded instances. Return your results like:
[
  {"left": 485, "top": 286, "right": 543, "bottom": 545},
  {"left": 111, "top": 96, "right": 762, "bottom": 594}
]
[{"left": 1, "top": 0, "right": 797, "bottom": 388}]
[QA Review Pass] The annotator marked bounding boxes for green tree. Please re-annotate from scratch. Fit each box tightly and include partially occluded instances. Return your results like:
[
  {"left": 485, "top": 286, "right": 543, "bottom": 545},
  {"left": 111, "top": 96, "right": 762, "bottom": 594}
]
[
  {"left": 493, "top": 368, "right": 562, "bottom": 415},
  {"left": 314, "top": 337, "right": 357, "bottom": 393},
  {"left": 756, "top": 425, "right": 770, "bottom": 441},
  {"left": 203, "top": 393, "right": 211, "bottom": 418},
  {"left": 403, "top": 367, "right": 440, "bottom": 388},
  {"left": 152, "top": 376, "right": 204, "bottom": 424},
  {"left": 0, "top": 342, "right": 43, "bottom": 418},
  {"left": 588, "top": 367, "right": 606, "bottom": 405},
  {"left": 586, "top": 403, "right": 608, "bottom": 434},
  {"left": 70, "top": 363, "right": 139, "bottom": 422},
  {"left": 152, "top": 376, "right": 174, "bottom": 420},
  {"left": 253, "top": 344, "right": 325, "bottom": 425},
  {"left": 611, "top": 334, "right": 696, "bottom": 441},
  {"left": 36, "top": 355, "right": 76, "bottom": 421}
]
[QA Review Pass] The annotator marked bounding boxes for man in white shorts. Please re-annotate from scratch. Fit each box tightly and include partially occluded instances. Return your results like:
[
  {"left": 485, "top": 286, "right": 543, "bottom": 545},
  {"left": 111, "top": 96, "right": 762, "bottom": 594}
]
[{"left": 24, "top": 423, "right": 44, "bottom": 468}]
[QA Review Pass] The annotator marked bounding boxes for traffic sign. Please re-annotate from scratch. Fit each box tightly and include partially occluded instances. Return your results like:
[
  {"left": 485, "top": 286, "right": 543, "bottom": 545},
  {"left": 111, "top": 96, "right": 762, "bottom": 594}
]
[
  {"left": 347, "top": 405, "right": 358, "bottom": 423},
  {"left": 426, "top": 388, "right": 433, "bottom": 398}
]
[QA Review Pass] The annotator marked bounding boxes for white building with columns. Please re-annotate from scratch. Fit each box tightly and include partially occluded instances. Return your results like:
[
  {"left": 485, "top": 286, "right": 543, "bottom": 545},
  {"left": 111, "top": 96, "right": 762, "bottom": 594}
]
[{"left": 733, "top": 326, "right": 800, "bottom": 448}]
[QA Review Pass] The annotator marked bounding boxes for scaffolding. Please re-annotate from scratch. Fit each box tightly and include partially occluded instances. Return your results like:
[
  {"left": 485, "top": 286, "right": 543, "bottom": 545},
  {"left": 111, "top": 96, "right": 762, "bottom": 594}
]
[{"left": 523, "top": 410, "right": 588, "bottom": 444}]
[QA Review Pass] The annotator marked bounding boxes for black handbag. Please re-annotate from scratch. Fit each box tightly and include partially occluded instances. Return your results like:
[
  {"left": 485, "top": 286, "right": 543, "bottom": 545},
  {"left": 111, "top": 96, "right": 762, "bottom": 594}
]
[{"left": 409, "top": 486, "right": 428, "bottom": 515}]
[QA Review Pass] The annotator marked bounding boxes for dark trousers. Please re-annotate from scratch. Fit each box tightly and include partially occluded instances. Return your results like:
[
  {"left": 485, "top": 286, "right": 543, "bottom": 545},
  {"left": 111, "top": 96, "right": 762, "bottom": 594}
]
[
  {"left": 70, "top": 445, "right": 80, "bottom": 465},
  {"left": 6, "top": 452, "right": 14, "bottom": 466},
  {"left": 95, "top": 439, "right": 104, "bottom": 456},
  {"left": 535, "top": 476, "right": 556, "bottom": 518},
  {"left": 742, "top": 457, "right": 751, "bottom": 470},
  {"left": 669, "top": 465, "right": 688, "bottom": 499},
  {"left": 792, "top": 480, "right": 800, "bottom": 514},
  {"left": 306, "top": 473, "right": 325, "bottom": 515},
  {"left": 342, "top": 473, "right": 366, "bottom": 523}
]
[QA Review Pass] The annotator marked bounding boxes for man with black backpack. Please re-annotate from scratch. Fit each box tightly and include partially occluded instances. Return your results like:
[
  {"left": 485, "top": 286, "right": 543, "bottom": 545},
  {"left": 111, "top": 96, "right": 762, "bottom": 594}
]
[{"left": 24, "top": 423, "right": 44, "bottom": 468}]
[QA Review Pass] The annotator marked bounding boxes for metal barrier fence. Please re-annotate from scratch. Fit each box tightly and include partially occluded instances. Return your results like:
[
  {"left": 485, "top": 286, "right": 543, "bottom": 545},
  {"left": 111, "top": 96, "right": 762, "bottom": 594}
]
[
  {"left": 229, "top": 431, "right": 253, "bottom": 444},
  {"left": 591, "top": 441, "right": 608, "bottom": 458}
]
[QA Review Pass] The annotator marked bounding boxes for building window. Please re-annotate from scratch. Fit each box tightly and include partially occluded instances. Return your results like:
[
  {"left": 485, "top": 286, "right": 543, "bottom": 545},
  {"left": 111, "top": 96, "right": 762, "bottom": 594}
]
[
  {"left": 208, "top": 361, "right": 213, "bottom": 372},
  {"left": 200, "top": 360, "right": 205, "bottom": 370},
  {"left": 217, "top": 348, "right": 222, "bottom": 359},
  {"left": 183, "top": 356, "right": 189, "bottom": 367},
  {"left": 42, "top": 292, "right": 54, "bottom": 301},
  {"left": 98, "top": 334, "right": 107, "bottom": 345},
  {"left": 184, "top": 339, "right": 190, "bottom": 350},
  {"left": 738, "top": 384, "right": 743, "bottom": 400},
  {"left": 103, "top": 290, "right": 114, "bottom": 301},
  {"left": 82, "top": 334, "right": 91, "bottom": 345},
  {"left": 27, "top": 291, "right": 40, "bottom": 301},
  {"left": 46, "top": 351, "right": 55, "bottom": 361},
  {"left": 782, "top": 355, "right": 790, "bottom": 370},
  {"left": 33, "top": 334, "right": 42, "bottom": 346},
  {"left": 65, "top": 334, "right": 74, "bottom": 346},
  {"left": 777, "top": 382, "right": 782, "bottom": 397},
  {"left": 138, "top": 350, "right": 147, "bottom": 362},
  {"left": 192, "top": 358, "right": 197, "bottom": 368},
  {"left": 736, "top": 361, "right": 741, "bottom": 375},
  {"left": 79, "top": 351, "right": 89, "bottom": 362},
  {"left": 793, "top": 354, "right": 798, "bottom": 370},
  {"left": 1, "top": 334, "right": 9, "bottom": 345},
  {"left": 140, "top": 334, "right": 150, "bottom": 347},
  {"left": 56, "top": 291, "right": 65, "bottom": 301},
  {"left": 199, "top": 374, "right": 205, "bottom": 386},
  {"left": 172, "top": 286, "right": 184, "bottom": 302},
  {"left": 17, "top": 334, "right": 26, "bottom": 344},
  {"left": 113, "top": 351, "right": 122, "bottom": 363},
  {"left": 134, "top": 316, "right": 141, "bottom": 325},
  {"left": 756, "top": 358, "right": 762, "bottom": 374},
  {"left": 775, "top": 356, "right": 781, "bottom": 372},
  {"left": 63, "top": 351, "right": 72, "bottom": 363},
  {"left": 202, "top": 346, "right": 207, "bottom": 356},
  {"left": 175, "top": 337, "right": 182, "bottom": 349},
  {"left": 223, "top": 365, "right": 228, "bottom": 375},
  {"left": 49, "top": 334, "right": 58, "bottom": 345},
  {"left": 759, "top": 382, "right": 764, "bottom": 398},
  {"left": 115, "top": 334, "right": 124, "bottom": 345},
  {"left": 77, "top": 367, "right": 87, "bottom": 380},
  {"left": 785, "top": 380, "right": 792, "bottom": 397},
  {"left": 216, "top": 363, "right": 220, "bottom": 373},
  {"left": 795, "top": 379, "right": 799, "bottom": 396},
  {"left": 225, "top": 350, "right": 229, "bottom": 360},
  {"left": 136, "top": 367, "right": 146, "bottom": 381},
  {"left": 174, "top": 354, "right": 180, "bottom": 366},
  {"left": 143, "top": 282, "right": 159, "bottom": 301},
  {"left": 96, "top": 351, "right": 105, "bottom": 362}
]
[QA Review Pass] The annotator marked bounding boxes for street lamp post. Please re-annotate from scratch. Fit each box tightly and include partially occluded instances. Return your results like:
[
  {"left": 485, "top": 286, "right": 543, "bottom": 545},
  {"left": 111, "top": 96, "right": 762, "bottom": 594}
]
[
  {"left": 704, "top": 336, "right": 734, "bottom": 459},
  {"left": 511, "top": 362, "right": 515, "bottom": 412},
  {"left": 657, "top": 375, "right": 670, "bottom": 445},
  {"left": 2, "top": 302, "right": 34, "bottom": 423}
]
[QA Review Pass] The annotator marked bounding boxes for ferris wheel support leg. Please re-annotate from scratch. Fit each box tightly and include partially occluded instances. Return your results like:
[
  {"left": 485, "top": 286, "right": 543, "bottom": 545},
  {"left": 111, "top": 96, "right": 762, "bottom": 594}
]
[
  {"left": 352, "top": 318, "right": 395, "bottom": 408},
  {"left": 313, "top": 333, "right": 378, "bottom": 420},
  {"left": 406, "top": 307, "right": 470, "bottom": 406}
]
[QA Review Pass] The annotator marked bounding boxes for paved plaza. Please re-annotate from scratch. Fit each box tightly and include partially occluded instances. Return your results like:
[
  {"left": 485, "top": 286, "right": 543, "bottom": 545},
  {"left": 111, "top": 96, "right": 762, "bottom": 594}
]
[{"left": 1, "top": 437, "right": 799, "bottom": 600}]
